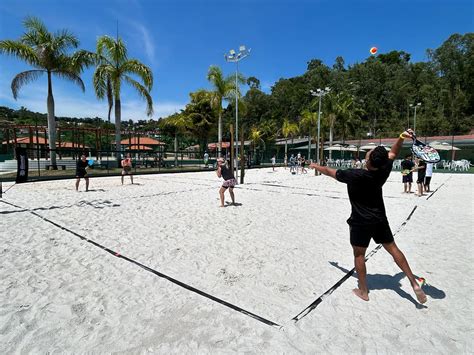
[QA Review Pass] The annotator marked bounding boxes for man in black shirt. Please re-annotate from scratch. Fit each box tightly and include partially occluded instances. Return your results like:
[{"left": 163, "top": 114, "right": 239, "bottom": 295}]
[
  {"left": 75, "top": 154, "right": 90, "bottom": 192},
  {"left": 310, "top": 130, "right": 427, "bottom": 304}
]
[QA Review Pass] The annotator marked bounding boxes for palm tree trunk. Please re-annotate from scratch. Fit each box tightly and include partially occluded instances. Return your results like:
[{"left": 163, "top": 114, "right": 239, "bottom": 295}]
[
  {"left": 218, "top": 110, "right": 222, "bottom": 157},
  {"left": 329, "top": 126, "right": 334, "bottom": 160},
  {"left": 174, "top": 133, "right": 178, "bottom": 167},
  {"left": 46, "top": 71, "right": 57, "bottom": 167},
  {"left": 307, "top": 131, "right": 311, "bottom": 160},
  {"left": 115, "top": 98, "right": 122, "bottom": 162}
]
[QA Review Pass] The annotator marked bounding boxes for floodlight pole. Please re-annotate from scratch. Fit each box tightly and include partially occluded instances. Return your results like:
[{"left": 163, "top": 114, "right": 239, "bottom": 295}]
[
  {"left": 310, "top": 87, "right": 330, "bottom": 166},
  {"left": 410, "top": 102, "right": 421, "bottom": 133},
  {"left": 225, "top": 45, "right": 251, "bottom": 182},
  {"left": 235, "top": 61, "right": 239, "bottom": 181}
]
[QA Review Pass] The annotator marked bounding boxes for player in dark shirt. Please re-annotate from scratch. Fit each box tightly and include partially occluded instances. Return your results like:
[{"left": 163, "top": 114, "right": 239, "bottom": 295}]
[
  {"left": 414, "top": 158, "right": 426, "bottom": 197},
  {"left": 75, "top": 154, "right": 90, "bottom": 192},
  {"left": 216, "top": 158, "right": 236, "bottom": 207},
  {"left": 401, "top": 155, "right": 415, "bottom": 193},
  {"left": 310, "top": 129, "right": 427, "bottom": 304}
]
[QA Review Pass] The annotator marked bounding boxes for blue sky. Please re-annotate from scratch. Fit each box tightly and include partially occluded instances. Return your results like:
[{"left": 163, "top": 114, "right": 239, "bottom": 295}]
[{"left": 0, "top": 0, "right": 472, "bottom": 121}]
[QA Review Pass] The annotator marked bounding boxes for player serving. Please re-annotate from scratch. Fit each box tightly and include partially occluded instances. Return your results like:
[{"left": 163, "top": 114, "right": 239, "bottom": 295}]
[{"left": 309, "top": 129, "right": 427, "bottom": 304}]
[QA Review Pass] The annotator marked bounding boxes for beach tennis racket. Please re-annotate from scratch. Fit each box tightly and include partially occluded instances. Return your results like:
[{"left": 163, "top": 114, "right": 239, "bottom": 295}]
[
  {"left": 410, "top": 134, "right": 440, "bottom": 163},
  {"left": 87, "top": 159, "right": 95, "bottom": 166},
  {"left": 401, "top": 169, "right": 411, "bottom": 176}
]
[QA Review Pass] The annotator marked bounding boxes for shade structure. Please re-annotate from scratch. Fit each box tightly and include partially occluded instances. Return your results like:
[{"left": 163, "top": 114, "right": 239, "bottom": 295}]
[
  {"left": 125, "top": 145, "right": 152, "bottom": 150},
  {"left": 208, "top": 142, "right": 230, "bottom": 150},
  {"left": 359, "top": 143, "right": 391, "bottom": 151},
  {"left": 324, "top": 145, "right": 365, "bottom": 152},
  {"left": 120, "top": 137, "right": 165, "bottom": 146},
  {"left": 428, "top": 141, "right": 461, "bottom": 151}
]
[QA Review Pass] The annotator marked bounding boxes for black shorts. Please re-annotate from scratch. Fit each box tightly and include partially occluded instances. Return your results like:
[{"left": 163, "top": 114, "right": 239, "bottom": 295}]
[
  {"left": 417, "top": 175, "right": 425, "bottom": 184},
  {"left": 424, "top": 176, "right": 431, "bottom": 186},
  {"left": 349, "top": 221, "right": 394, "bottom": 248},
  {"left": 76, "top": 170, "right": 87, "bottom": 178},
  {"left": 402, "top": 174, "right": 413, "bottom": 183}
]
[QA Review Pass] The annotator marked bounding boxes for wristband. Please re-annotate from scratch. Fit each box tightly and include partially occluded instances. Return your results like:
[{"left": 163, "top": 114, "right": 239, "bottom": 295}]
[{"left": 399, "top": 133, "right": 405, "bottom": 139}]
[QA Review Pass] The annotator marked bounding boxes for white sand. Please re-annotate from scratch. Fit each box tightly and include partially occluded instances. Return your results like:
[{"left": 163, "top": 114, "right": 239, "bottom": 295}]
[{"left": 0, "top": 168, "right": 472, "bottom": 353}]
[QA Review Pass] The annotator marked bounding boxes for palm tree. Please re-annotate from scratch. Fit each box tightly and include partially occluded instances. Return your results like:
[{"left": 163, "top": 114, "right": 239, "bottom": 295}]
[
  {"left": 248, "top": 126, "right": 265, "bottom": 163},
  {"left": 165, "top": 112, "right": 190, "bottom": 167},
  {"left": 93, "top": 35, "right": 153, "bottom": 161},
  {"left": 0, "top": 16, "right": 93, "bottom": 167},
  {"left": 207, "top": 65, "right": 243, "bottom": 157},
  {"left": 299, "top": 109, "right": 318, "bottom": 160},
  {"left": 281, "top": 118, "right": 299, "bottom": 165}
]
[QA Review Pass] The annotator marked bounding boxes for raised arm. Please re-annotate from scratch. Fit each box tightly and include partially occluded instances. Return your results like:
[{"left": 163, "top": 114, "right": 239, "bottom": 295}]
[
  {"left": 309, "top": 163, "right": 337, "bottom": 179},
  {"left": 389, "top": 129, "right": 413, "bottom": 160}
]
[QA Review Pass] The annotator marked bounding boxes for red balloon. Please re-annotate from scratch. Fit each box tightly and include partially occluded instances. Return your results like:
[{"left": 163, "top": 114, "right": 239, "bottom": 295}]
[{"left": 370, "top": 47, "right": 378, "bottom": 55}]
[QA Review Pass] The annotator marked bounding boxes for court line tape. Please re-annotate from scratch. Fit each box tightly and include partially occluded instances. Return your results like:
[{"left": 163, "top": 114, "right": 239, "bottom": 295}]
[{"left": 0, "top": 199, "right": 282, "bottom": 329}]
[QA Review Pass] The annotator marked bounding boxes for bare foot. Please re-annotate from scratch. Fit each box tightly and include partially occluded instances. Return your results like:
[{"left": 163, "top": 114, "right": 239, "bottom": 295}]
[
  {"left": 219, "top": 205, "right": 225, "bottom": 208},
  {"left": 414, "top": 286, "right": 427, "bottom": 304},
  {"left": 352, "top": 288, "right": 369, "bottom": 301}
]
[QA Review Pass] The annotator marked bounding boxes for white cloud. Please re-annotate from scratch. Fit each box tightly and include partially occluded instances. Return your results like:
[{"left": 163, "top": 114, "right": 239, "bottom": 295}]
[
  {"left": 132, "top": 22, "right": 156, "bottom": 66},
  {"left": 1, "top": 84, "right": 185, "bottom": 121}
]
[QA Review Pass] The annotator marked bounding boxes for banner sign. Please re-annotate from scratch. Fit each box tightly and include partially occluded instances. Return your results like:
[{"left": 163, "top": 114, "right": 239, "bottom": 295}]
[{"left": 15, "top": 147, "right": 28, "bottom": 183}]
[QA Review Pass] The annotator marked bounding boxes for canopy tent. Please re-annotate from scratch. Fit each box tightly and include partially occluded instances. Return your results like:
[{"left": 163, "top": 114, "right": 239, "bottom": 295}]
[
  {"left": 120, "top": 137, "right": 165, "bottom": 146},
  {"left": 428, "top": 141, "right": 461, "bottom": 151},
  {"left": 125, "top": 145, "right": 152, "bottom": 150},
  {"left": 207, "top": 142, "right": 231, "bottom": 150},
  {"left": 359, "top": 142, "right": 391, "bottom": 151},
  {"left": 324, "top": 144, "right": 365, "bottom": 152}
]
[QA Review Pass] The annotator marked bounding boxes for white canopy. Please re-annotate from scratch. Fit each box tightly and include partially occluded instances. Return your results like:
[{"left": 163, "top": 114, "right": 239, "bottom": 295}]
[
  {"left": 359, "top": 143, "right": 391, "bottom": 151},
  {"left": 428, "top": 141, "right": 461, "bottom": 151}
]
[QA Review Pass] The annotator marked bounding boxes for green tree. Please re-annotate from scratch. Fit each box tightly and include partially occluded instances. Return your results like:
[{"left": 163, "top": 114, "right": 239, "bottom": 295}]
[
  {"left": 207, "top": 65, "right": 241, "bottom": 157},
  {"left": 299, "top": 109, "right": 317, "bottom": 160},
  {"left": 0, "top": 16, "right": 93, "bottom": 166},
  {"left": 281, "top": 118, "right": 299, "bottom": 163},
  {"left": 184, "top": 90, "right": 216, "bottom": 151},
  {"left": 161, "top": 112, "right": 190, "bottom": 167},
  {"left": 249, "top": 126, "right": 265, "bottom": 162},
  {"left": 93, "top": 35, "right": 153, "bottom": 159}
]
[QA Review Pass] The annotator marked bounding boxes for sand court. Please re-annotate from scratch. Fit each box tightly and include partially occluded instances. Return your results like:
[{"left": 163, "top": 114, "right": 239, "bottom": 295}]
[{"left": 1, "top": 168, "right": 472, "bottom": 353}]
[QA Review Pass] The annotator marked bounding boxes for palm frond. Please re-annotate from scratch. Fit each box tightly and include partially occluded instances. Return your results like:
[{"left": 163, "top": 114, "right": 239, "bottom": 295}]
[
  {"left": 0, "top": 40, "right": 39, "bottom": 66},
  {"left": 11, "top": 70, "right": 45, "bottom": 99},
  {"left": 92, "top": 64, "right": 110, "bottom": 99},
  {"left": 106, "top": 78, "right": 113, "bottom": 122},
  {"left": 70, "top": 50, "right": 97, "bottom": 72},
  {"left": 121, "top": 59, "right": 153, "bottom": 90},
  {"left": 124, "top": 75, "right": 153, "bottom": 116},
  {"left": 22, "top": 17, "right": 51, "bottom": 47},
  {"left": 53, "top": 29, "right": 80, "bottom": 53},
  {"left": 97, "top": 35, "right": 127, "bottom": 65},
  {"left": 52, "top": 70, "right": 85, "bottom": 92}
]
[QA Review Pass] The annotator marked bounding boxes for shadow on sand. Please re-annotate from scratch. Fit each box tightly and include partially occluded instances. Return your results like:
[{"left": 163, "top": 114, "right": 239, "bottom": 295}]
[
  {"left": 225, "top": 202, "right": 243, "bottom": 207},
  {"left": 329, "top": 261, "right": 446, "bottom": 308}
]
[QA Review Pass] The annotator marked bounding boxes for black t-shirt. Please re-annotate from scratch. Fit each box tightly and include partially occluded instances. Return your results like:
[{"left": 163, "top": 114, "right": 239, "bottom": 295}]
[
  {"left": 76, "top": 159, "right": 88, "bottom": 173},
  {"left": 417, "top": 160, "right": 426, "bottom": 179},
  {"left": 401, "top": 159, "right": 414, "bottom": 173},
  {"left": 220, "top": 165, "right": 235, "bottom": 181},
  {"left": 336, "top": 159, "right": 394, "bottom": 225}
]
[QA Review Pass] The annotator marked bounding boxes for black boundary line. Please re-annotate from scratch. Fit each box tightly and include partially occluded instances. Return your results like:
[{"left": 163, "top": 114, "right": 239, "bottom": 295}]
[
  {"left": 237, "top": 186, "right": 347, "bottom": 200},
  {"left": 245, "top": 182, "right": 403, "bottom": 200},
  {"left": 0, "top": 188, "right": 209, "bottom": 214},
  {"left": 426, "top": 182, "right": 445, "bottom": 201},
  {"left": 292, "top": 204, "right": 420, "bottom": 322},
  {"left": 0, "top": 199, "right": 282, "bottom": 329}
]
